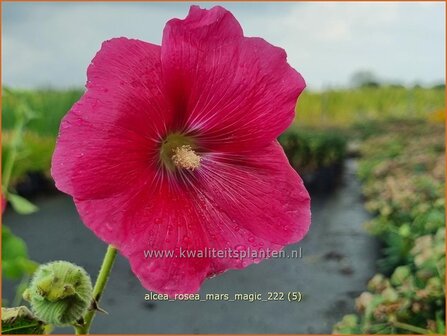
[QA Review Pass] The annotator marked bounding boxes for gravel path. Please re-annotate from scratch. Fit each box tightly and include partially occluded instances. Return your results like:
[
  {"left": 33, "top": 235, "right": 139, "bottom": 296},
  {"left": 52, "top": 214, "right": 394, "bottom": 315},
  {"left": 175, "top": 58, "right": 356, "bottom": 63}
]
[{"left": 3, "top": 159, "right": 378, "bottom": 333}]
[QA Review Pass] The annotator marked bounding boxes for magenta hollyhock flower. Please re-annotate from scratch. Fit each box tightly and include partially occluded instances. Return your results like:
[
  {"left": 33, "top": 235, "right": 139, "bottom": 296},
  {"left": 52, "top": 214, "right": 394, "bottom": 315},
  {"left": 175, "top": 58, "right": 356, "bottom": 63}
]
[{"left": 51, "top": 5, "right": 310, "bottom": 295}]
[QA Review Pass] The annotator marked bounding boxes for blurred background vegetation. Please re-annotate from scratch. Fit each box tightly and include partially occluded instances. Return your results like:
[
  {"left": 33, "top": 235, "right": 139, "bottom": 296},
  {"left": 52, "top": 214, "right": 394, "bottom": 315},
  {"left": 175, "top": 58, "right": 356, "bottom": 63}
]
[{"left": 1, "top": 71, "right": 445, "bottom": 334}]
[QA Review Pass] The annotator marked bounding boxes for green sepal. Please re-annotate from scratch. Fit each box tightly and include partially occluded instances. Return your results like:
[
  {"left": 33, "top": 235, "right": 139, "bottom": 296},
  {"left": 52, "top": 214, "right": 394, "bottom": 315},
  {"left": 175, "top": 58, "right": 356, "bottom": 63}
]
[{"left": 1, "top": 306, "right": 47, "bottom": 334}]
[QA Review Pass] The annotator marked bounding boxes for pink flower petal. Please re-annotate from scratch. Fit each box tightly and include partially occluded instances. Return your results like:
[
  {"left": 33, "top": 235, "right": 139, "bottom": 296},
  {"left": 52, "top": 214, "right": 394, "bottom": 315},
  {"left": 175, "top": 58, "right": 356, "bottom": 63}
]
[
  {"left": 197, "top": 140, "right": 310, "bottom": 275},
  {"left": 52, "top": 38, "right": 168, "bottom": 199},
  {"left": 162, "top": 6, "right": 305, "bottom": 151},
  {"left": 75, "top": 181, "right": 211, "bottom": 295},
  {"left": 86, "top": 37, "right": 173, "bottom": 137}
]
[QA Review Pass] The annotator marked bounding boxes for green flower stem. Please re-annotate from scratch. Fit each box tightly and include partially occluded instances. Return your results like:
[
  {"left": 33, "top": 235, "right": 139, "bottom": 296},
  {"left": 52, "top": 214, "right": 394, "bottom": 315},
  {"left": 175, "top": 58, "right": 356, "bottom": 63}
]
[
  {"left": 75, "top": 245, "right": 117, "bottom": 335},
  {"left": 391, "top": 321, "right": 429, "bottom": 334}
]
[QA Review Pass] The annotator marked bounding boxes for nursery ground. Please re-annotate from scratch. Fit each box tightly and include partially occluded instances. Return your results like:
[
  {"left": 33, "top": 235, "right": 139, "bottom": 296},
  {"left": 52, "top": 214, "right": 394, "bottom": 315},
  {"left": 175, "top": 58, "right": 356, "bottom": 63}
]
[{"left": 3, "top": 159, "right": 378, "bottom": 333}]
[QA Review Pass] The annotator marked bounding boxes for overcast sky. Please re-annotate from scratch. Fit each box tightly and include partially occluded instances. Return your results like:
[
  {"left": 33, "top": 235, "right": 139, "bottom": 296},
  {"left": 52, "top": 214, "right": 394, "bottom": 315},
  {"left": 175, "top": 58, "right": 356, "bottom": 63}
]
[{"left": 2, "top": 1, "right": 445, "bottom": 90}]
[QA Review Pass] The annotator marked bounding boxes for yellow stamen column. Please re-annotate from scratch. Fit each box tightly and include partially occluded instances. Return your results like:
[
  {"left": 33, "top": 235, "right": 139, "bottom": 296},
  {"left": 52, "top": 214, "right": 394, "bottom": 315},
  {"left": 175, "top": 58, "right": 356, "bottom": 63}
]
[{"left": 171, "top": 145, "right": 201, "bottom": 170}]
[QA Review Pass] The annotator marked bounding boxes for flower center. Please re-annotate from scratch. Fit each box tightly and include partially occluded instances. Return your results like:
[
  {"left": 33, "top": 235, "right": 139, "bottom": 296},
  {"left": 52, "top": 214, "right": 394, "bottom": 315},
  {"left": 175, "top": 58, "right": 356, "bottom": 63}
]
[
  {"left": 160, "top": 133, "right": 201, "bottom": 171},
  {"left": 171, "top": 145, "right": 201, "bottom": 170}
]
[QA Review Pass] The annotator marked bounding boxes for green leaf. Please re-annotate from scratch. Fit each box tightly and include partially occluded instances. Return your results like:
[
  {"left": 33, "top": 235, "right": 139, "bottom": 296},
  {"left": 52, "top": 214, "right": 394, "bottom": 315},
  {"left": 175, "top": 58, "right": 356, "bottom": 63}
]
[
  {"left": 6, "top": 193, "right": 38, "bottom": 215},
  {"left": 2, "top": 226, "right": 38, "bottom": 279},
  {"left": 1, "top": 306, "right": 46, "bottom": 334},
  {"left": 436, "top": 311, "right": 446, "bottom": 334},
  {"left": 2, "top": 131, "right": 55, "bottom": 185}
]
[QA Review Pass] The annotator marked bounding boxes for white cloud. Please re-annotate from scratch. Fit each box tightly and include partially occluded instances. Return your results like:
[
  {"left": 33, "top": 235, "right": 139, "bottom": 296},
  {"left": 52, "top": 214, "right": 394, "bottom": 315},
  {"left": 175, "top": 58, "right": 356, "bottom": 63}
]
[
  {"left": 240, "top": 2, "right": 445, "bottom": 88},
  {"left": 2, "top": 1, "right": 445, "bottom": 90}
]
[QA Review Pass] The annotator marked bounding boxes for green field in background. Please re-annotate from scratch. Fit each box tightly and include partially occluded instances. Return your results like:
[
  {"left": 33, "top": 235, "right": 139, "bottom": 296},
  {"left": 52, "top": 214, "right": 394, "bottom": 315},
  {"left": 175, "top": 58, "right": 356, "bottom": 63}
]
[{"left": 295, "top": 86, "right": 445, "bottom": 127}]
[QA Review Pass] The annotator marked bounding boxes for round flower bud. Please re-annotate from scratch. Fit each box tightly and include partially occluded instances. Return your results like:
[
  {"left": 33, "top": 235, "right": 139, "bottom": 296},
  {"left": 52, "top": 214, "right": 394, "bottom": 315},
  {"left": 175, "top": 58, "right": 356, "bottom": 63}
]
[
  {"left": 355, "top": 292, "right": 373, "bottom": 312},
  {"left": 426, "top": 277, "right": 443, "bottom": 297},
  {"left": 23, "top": 261, "right": 93, "bottom": 325},
  {"left": 367, "top": 274, "right": 388, "bottom": 293},
  {"left": 398, "top": 224, "right": 411, "bottom": 238},
  {"left": 382, "top": 287, "right": 398, "bottom": 303},
  {"left": 390, "top": 265, "right": 411, "bottom": 286}
]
